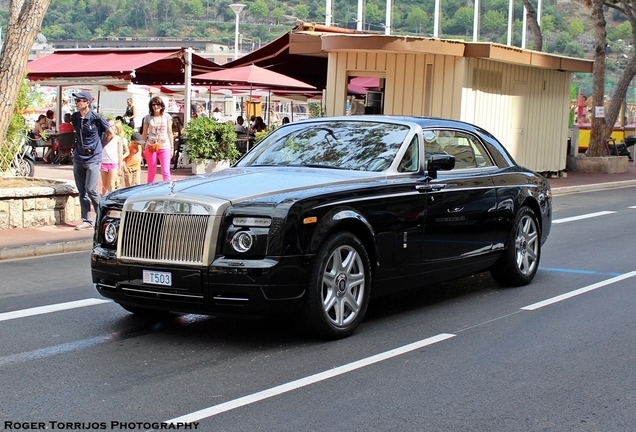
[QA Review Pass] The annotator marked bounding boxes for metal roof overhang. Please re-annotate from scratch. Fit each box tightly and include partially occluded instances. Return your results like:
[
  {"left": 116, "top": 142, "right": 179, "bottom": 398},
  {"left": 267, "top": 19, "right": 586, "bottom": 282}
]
[
  {"left": 319, "top": 34, "right": 466, "bottom": 56},
  {"left": 463, "top": 43, "right": 593, "bottom": 72},
  {"left": 317, "top": 34, "right": 592, "bottom": 72},
  {"left": 26, "top": 48, "right": 221, "bottom": 86}
]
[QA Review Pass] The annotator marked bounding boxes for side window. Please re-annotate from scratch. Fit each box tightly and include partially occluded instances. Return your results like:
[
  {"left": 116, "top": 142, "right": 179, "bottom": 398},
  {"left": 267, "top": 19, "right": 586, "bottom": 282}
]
[
  {"left": 398, "top": 135, "right": 420, "bottom": 172},
  {"left": 428, "top": 129, "right": 494, "bottom": 170}
]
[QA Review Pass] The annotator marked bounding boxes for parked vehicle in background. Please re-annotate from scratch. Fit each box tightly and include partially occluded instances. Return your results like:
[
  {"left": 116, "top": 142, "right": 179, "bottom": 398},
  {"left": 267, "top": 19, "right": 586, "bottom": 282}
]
[
  {"left": 91, "top": 116, "right": 552, "bottom": 339},
  {"left": 7, "top": 135, "right": 36, "bottom": 177}
]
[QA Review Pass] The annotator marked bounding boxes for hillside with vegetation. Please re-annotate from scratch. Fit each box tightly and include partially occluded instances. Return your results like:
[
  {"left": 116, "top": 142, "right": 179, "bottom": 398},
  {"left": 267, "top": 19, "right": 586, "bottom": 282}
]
[{"left": 0, "top": 0, "right": 629, "bottom": 61}]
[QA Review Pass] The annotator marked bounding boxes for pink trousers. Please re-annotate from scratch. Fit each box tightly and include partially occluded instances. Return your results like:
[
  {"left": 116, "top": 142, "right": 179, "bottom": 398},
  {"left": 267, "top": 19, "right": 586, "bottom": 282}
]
[{"left": 144, "top": 147, "right": 171, "bottom": 183}]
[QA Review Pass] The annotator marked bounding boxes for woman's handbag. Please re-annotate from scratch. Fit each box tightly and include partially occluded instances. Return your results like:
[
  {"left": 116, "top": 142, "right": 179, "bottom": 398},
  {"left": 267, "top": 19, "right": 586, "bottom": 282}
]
[{"left": 146, "top": 143, "right": 160, "bottom": 152}]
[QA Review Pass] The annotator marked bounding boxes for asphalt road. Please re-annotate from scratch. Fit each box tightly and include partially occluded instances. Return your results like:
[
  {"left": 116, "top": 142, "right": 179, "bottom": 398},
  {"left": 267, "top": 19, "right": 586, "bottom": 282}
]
[{"left": 1, "top": 187, "right": 636, "bottom": 431}]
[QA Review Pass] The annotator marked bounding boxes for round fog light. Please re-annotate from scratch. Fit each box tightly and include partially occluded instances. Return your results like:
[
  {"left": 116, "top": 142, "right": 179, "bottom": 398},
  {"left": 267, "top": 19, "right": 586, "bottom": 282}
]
[
  {"left": 104, "top": 222, "right": 118, "bottom": 244},
  {"left": 231, "top": 231, "right": 253, "bottom": 253}
]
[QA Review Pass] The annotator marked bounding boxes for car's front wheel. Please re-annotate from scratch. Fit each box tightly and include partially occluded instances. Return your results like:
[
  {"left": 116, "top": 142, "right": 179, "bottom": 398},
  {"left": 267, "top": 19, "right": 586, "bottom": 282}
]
[
  {"left": 302, "top": 232, "right": 372, "bottom": 339},
  {"left": 490, "top": 206, "right": 541, "bottom": 286}
]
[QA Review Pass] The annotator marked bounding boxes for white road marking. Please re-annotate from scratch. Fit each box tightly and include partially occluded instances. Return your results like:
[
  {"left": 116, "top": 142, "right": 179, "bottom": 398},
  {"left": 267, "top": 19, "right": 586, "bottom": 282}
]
[
  {"left": 165, "top": 333, "right": 456, "bottom": 424},
  {"left": 521, "top": 271, "right": 636, "bottom": 311},
  {"left": 0, "top": 298, "right": 111, "bottom": 322},
  {"left": 0, "top": 335, "right": 111, "bottom": 368},
  {"left": 552, "top": 211, "right": 616, "bottom": 224}
]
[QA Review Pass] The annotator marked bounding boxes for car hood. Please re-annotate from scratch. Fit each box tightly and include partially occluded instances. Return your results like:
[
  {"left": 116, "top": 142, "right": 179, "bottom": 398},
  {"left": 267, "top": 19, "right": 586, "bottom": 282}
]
[{"left": 107, "top": 167, "right": 385, "bottom": 204}]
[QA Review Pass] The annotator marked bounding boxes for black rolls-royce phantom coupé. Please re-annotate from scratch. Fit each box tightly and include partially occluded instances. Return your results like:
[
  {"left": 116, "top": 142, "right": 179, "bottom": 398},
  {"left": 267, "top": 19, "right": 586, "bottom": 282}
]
[{"left": 91, "top": 116, "right": 552, "bottom": 339}]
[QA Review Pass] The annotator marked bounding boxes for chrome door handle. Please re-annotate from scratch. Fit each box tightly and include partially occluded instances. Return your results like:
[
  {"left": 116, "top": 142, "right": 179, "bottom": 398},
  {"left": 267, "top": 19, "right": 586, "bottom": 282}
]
[{"left": 416, "top": 184, "right": 447, "bottom": 192}]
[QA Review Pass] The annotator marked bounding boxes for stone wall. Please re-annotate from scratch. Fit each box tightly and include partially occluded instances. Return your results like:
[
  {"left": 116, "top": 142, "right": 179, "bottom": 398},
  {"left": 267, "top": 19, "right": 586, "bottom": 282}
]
[
  {"left": 0, "top": 181, "right": 80, "bottom": 230},
  {"left": 566, "top": 155, "right": 629, "bottom": 174}
]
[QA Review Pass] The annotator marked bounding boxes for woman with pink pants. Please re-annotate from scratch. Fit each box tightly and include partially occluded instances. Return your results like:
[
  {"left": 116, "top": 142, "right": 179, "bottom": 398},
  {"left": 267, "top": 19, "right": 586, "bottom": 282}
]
[{"left": 141, "top": 96, "right": 174, "bottom": 183}]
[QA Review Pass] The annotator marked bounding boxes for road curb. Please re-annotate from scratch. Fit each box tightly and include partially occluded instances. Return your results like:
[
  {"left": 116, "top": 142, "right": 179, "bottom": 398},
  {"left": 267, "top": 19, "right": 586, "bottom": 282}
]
[
  {"left": 0, "top": 239, "right": 93, "bottom": 261},
  {"left": 551, "top": 179, "right": 636, "bottom": 196},
  {"left": 2, "top": 181, "right": 636, "bottom": 261}
]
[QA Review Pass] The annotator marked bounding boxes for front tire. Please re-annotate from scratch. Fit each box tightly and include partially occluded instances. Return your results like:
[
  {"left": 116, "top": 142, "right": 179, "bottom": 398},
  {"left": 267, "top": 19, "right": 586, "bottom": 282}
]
[
  {"left": 490, "top": 206, "right": 541, "bottom": 286},
  {"left": 302, "top": 232, "right": 372, "bottom": 339}
]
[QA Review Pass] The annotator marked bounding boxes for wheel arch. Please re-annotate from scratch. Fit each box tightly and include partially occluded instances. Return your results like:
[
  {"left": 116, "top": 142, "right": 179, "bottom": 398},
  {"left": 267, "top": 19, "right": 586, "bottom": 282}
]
[
  {"left": 520, "top": 195, "right": 542, "bottom": 235},
  {"left": 309, "top": 209, "right": 377, "bottom": 276}
]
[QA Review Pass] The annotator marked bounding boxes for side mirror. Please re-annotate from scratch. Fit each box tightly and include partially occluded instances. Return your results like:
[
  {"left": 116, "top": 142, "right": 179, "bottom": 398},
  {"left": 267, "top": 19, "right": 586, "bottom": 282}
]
[{"left": 426, "top": 154, "right": 455, "bottom": 178}]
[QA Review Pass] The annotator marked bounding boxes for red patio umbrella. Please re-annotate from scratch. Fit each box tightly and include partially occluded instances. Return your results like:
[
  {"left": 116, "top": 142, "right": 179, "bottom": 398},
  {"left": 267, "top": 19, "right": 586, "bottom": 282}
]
[
  {"left": 192, "top": 64, "right": 315, "bottom": 90},
  {"left": 193, "top": 64, "right": 315, "bottom": 122}
]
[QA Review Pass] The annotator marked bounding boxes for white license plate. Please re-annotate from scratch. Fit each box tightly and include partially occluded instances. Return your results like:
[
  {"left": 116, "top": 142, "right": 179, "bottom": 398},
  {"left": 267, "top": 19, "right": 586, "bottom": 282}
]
[{"left": 142, "top": 270, "right": 172, "bottom": 286}]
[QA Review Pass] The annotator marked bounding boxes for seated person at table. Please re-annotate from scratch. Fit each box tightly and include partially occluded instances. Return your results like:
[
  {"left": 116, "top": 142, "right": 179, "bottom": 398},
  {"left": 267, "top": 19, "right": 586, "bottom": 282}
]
[
  {"left": 32, "top": 114, "right": 53, "bottom": 163},
  {"left": 45, "top": 109, "right": 56, "bottom": 130},
  {"left": 234, "top": 116, "right": 249, "bottom": 136},
  {"left": 57, "top": 113, "right": 75, "bottom": 162},
  {"left": 249, "top": 116, "right": 267, "bottom": 134}
]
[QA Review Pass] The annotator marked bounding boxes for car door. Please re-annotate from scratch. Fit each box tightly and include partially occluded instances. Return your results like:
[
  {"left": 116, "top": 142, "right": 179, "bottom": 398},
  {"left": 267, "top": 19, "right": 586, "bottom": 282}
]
[
  {"left": 418, "top": 129, "right": 498, "bottom": 271},
  {"left": 392, "top": 135, "right": 428, "bottom": 268}
]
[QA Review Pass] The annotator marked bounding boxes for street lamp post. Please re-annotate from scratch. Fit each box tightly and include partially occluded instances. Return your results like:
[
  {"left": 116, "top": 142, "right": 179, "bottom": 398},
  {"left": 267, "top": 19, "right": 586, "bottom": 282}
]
[{"left": 229, "top": 3, "right": 246, "bottom": 60}]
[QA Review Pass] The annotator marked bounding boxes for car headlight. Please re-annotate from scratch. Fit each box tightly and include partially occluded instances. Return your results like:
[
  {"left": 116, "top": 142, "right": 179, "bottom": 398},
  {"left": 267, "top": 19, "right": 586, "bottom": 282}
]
[
  {"left": 101, "top": 209, "right": 121, "bottom": 247},
  {"left": 224, "top": 216, "right": 272, "bottom": 257},
  {"left": 104, "top": 222, "right": 118, "bottom": 244},
  {"left": 231, "top": 231, "right": 254, "bottom": 253}
]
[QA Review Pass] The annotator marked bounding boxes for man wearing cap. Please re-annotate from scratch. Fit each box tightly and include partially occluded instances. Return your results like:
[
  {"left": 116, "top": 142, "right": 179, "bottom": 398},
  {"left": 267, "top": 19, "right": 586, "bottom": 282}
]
[
  {"left": 123, "top": 132, "right": 144, "bottom": 187},
  {"left": 70, "top": 91, "right": 110, "bottom": 230}
]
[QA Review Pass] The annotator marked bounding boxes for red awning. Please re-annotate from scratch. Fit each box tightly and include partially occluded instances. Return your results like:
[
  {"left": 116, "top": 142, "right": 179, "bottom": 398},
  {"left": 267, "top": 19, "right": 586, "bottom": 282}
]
[
  {"left": 26, "top": 49, "right": 220, "bottom": 85},
  {"left": 224, "top": 33, "right": 327, "bottom": 91}
]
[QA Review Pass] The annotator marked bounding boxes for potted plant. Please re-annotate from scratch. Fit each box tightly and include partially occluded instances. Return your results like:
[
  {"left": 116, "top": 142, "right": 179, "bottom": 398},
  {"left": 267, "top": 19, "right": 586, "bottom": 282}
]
[{"left": 183, "top": 117, "right": 240, "bottom": 174}]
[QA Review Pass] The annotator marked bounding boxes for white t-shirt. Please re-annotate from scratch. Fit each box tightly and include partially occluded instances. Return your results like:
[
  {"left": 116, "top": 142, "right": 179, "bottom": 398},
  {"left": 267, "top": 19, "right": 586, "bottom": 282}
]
[
  {"left": 144, "top": 113, "right": 172, "bottom": 150},
  {"left": 102, "top": 135, "right": 121, "bottom": 164}
]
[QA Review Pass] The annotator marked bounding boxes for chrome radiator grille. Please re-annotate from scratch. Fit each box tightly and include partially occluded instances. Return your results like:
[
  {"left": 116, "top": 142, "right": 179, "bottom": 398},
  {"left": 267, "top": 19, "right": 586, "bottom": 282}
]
[{"left": 119, "top": 211, "right": 210, "bottom": 265}]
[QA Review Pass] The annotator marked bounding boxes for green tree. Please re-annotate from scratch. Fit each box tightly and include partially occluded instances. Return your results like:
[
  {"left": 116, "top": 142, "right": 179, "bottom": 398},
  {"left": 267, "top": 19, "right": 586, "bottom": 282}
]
[
  {"left": 567, "top": 18, "right": 585, "bottom": 38},
  {"left": 103, "top": 10, "right": 128, "bottom": 34},
  {"left": 541, "top": 15, "right": 555, "bottom": 32},
  {"left": 451, "top": 7, "right": 473, "bottom": 36},
  {"left": 524, "top": 0, "right": 543, "bottom": 50},
  {"left": 365, "top": 3, "right": 383, "bottom": 30},
  {"left": 43, "top": 24, "right": 68, "bottom": 39},
  {"left": 186, "top": 0, "right": 205, "bottom": 18},
  {"left": 554, "top": 31, "right": 573, "bottom": 53},
  {"left": 295, "top": 4, "right": 309, "bottom": 20},
  {"left": 272, "top": 7, "right": 285, "bottom": 24},
  {"left": 587, "top": 0, "right": 607, "bottom": 157},
  {"left": 405, "top": 6, "right": 428, "bottom": 34},
  {"left": 565, "top": 41, "right": 585, "bottom": 58},
  {"left": 392, "top": 5, "right": 402, "bottom": 29},
  {"left": 249, "top": 0, "right": 269, "bottom": 22},
  {"left": 481, "top": 10, "right": 506, "bottom": 34},
  {"left": 0, "top": 0, "right": 52, "bottom": 156},
  {"left": 608, "top": 21, "right": 632, "bottom": 41},
  {"left": 157, "top": 22, "right": 180, "bottom": 37}
]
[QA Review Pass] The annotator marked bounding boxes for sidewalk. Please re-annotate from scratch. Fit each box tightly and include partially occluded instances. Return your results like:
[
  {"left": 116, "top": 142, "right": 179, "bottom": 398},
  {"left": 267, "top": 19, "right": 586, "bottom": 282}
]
[
  {"left": 2, "top": 160, "right": 636, "bottom": 260},
  {"left": 0, "top": 161, "right": 195, "bottom": 260}
]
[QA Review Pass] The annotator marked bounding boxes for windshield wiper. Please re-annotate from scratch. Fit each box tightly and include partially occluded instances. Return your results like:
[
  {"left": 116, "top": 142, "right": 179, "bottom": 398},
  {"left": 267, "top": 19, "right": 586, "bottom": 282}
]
[{"left": 290, "top": 163, "right": 346, "bottom": 170}]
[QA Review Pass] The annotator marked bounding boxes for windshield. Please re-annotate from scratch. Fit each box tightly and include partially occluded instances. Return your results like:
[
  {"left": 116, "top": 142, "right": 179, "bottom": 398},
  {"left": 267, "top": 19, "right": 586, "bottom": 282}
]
[{"left": 235, "top": 120, "right": 411, "bottom": 171}]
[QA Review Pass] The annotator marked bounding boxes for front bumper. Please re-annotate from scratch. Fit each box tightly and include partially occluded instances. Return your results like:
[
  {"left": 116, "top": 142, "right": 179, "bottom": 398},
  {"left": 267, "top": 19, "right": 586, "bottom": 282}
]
[{"left": 91, "top": 246, "right": 311, "bottom": 315}]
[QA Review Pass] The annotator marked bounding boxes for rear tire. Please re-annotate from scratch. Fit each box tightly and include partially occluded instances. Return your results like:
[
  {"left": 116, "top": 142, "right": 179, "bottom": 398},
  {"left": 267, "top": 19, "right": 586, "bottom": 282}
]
[
  {"left": 490, "top": 206, "right": 541, "bottom": 286},
  {"left": 302, "top": 232, "right": 372, "bottom": 339}
]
